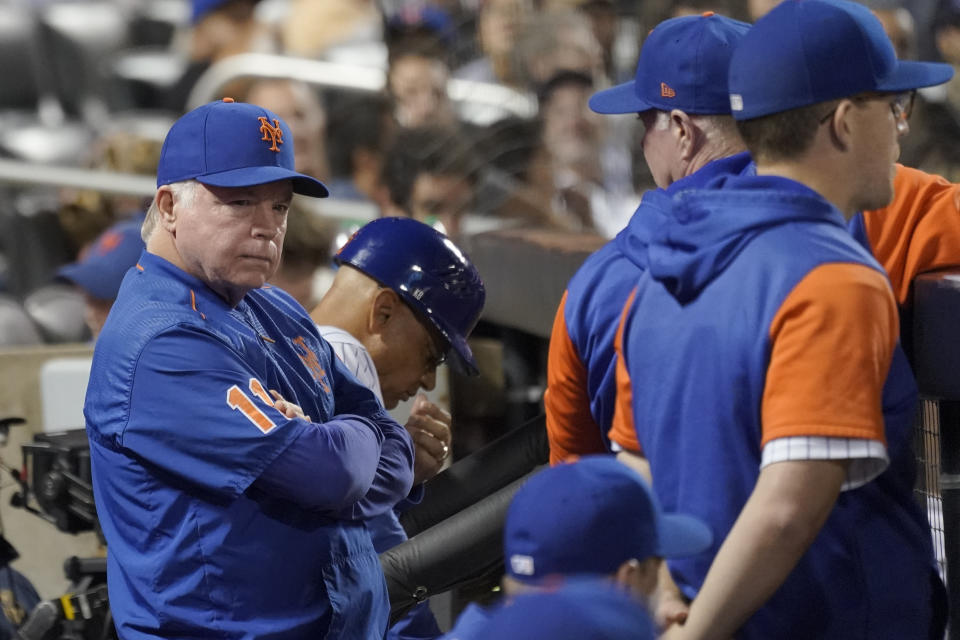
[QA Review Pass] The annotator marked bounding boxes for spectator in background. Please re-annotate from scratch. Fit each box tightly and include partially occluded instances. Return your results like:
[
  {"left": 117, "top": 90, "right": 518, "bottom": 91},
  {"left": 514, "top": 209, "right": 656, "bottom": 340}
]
[
  {"left": 386, "top": 41, "right": 458, "bottom": 130},
  {"left": 455, "top": 0, "right": 534, "bottom": 87},
  {"left": 874, "top": 0, "right": 960, "bottom": 180},
  {"left": 514, "top": 9, "right": 605, "bottom": 90},
  {"left": 380, "top": 127, "right": 477, "bottom": 237},
  {"left": 243, "top": 79, "right": 331, "bottom": 181},
  {"left": 325, "top": 93, "right": 395, "bottom": 211},
  {"left": 282, "top": 0, "right": 383, "bottom": 59},
  {"left": 166, "top": 0, "right": 268, "bottom": 111},
  {"left": 542, "top": 0, "right": 620, "bottom": 82},
  {"left": 56, "top": 216, "right": 145, "bottom": 340},
  {"left": 51, "top": 124, "right": 165, "bottom": 340},
  {"left": 873, "top": 2, "right": 916, "bottom": 58},
  {"left": 189, "top": 0, "right": 267, "bottom": 62},
  {"left": 531, "top": 71, "right": 602, "bottom": 231},
  {"left": 517, "top": 70, "right": 638, "bottom": 234},
  {"left": 58, "top": 126, "right": 166, "bottom": 256}
]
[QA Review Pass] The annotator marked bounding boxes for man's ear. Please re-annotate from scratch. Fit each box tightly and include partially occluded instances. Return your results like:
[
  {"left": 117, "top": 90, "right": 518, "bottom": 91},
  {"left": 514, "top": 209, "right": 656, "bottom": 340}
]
[
  {"left": 368, "top": 287, "right": 400, "bottom": 334},
  {"left": 615, "top": 557, "right": 660, "bottom": 598},
  {"left": 826, "top": 100, "right": 855, "bottom": 152},
  {"left": 671, "top": 110, "right": 699, "bottom": 162},
  {"left": 156, "top": 186, "right": 177, "bottom": 232}
]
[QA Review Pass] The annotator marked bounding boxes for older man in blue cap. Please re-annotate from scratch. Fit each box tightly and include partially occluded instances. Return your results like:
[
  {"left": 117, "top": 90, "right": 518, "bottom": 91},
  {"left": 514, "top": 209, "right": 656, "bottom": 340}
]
[
  {"left": 609, "top": 1, "right": 953, "bottom": 638},
  {"left": 85, "top": 98, "right": 415, "bottom": 639},
  {"left": 545, "top": 12, "right": 752, "bottom": 465}
]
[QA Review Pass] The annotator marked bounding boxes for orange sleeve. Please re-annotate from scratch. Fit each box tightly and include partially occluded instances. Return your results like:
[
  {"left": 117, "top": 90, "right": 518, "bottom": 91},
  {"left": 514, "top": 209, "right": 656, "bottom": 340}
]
[
  {"left": 545, "top": 291, "right": 607, "bottom": 465},
  {"left": 761, "top": 263, "right": 897, "bottom": 447},
  {"left": 863, "top": 164, "right": 960, "bottom": 304},
  {"left": 608, "top": 288, "right": 642, "bottom": 454}
]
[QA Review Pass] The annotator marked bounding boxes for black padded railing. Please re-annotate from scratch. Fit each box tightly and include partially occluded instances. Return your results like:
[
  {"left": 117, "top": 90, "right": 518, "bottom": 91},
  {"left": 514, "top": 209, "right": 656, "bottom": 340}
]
[{"left": 913, "top": 271, "right": 960, "bottom": 639}]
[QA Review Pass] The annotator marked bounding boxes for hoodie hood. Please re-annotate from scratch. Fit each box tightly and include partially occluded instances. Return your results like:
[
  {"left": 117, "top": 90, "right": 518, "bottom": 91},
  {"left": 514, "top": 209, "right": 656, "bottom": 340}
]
[
  {"left": 626, "top": 173, "right": 848, "bottom": 303},
  {"left": 616, "top": 152, "right": 754, "bottom": 272}
]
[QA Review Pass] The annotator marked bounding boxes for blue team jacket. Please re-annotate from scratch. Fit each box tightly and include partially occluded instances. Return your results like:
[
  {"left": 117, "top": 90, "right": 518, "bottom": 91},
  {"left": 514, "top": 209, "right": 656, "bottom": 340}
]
[
  {"left": 555, "top": 152, "right": 754, "bottom": 447},
  {"left": 619, "top": 174, "right": 941, "bottom": 638},
  {"left": 85, "top": 251, "right": 413, "bottom": 639}
]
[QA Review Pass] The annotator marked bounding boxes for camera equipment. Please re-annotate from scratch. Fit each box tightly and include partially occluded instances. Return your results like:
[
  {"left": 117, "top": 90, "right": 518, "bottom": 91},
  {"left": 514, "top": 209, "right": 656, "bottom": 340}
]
[{"left": 11, "top": 429, "right": 97, "bottom": 536}]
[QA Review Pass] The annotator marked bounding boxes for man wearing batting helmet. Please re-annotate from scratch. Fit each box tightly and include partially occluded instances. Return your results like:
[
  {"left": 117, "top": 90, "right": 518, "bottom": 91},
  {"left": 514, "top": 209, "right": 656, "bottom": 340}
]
[
  {"left": 311, "top": 216, "right": 485, "bottom": 640},
  {"left": 85, "top": 98, "right": 414, "bottom": 639}
]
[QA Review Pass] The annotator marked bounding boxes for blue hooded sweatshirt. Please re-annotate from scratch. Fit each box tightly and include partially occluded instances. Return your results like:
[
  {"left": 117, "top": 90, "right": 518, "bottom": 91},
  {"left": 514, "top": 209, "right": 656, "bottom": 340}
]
[
  {"left": 617, "top": 173, "right": 942, "bottom": 639},
  {"left": 547, "top": 152, "right": 754, "bottom": 460}
]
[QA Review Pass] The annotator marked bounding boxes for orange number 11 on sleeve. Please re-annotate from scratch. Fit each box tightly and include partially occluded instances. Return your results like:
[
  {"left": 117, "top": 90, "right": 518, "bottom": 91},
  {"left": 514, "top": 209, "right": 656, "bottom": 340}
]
[{"left": 226, "top": 378, "right": 277, "bottom": 433}]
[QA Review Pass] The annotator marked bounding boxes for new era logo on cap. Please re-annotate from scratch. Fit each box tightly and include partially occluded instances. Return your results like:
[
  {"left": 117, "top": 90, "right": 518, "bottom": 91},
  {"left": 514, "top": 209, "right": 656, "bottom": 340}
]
[{"left": 661, "top": 82, "right": 676, "bottom": 98}]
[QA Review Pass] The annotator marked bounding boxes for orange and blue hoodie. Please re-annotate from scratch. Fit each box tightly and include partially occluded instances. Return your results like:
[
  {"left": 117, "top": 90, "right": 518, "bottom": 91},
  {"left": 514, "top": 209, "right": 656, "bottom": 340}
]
[
  {"left": 612, "top": 172, "right": 941, "bottom": 638},
  {"left": 545, "top": 152, "right": 753, "bottom": 464}
]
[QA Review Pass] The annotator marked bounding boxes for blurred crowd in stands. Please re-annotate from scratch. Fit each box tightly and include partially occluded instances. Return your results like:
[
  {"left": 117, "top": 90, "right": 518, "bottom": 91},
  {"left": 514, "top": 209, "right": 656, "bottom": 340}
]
[{"left": 4, "top": 0, "right": 960, "bottom": 347}]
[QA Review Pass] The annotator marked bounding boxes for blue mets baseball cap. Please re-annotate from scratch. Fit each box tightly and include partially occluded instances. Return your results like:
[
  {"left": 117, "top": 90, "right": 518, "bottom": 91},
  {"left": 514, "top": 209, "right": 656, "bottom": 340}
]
[
  {"left": 156, "top": 98, "right": 328, "bottom": 197},
  {"left": 504, "top": 456, "right": 712, "bottom": 583},
  {"left": 728, "top": 0, "right": 954, "bottom": 120},
  {"left": 57, "top": 216, "right": 145, "bottom": 301},
  {"left": 475, "top": 580, "right": 656, "bottom": 640},
  {"left": 589, "top": 12, "right": 751, "bottom": 115}
]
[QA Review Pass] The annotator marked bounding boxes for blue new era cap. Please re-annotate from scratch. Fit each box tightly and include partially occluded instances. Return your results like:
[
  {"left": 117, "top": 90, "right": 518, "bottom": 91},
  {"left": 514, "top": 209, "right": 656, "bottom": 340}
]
[
  {"left": 57, "top": 216, "right": 145, "bottom": 301},
  {"left": 504, "top": 456, "right": 712, "bottom": 583},
  {"left": 475, "top": 580, "right": 655, "bottom": 640},
  {"left": 157, "top": 98, "right": 328, "bottom": 197},
  {"left": 729, "top": 0, "right": 954, "bottom": 120},
  {"left": 589, "top": 12, "right": 751, "bottom": 115}
]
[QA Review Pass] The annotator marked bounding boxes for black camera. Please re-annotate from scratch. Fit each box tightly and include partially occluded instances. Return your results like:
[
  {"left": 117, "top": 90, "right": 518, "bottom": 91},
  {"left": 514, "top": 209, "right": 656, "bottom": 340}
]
[{"left": 12, "top": 429, "right": 97, "bottom": 537}]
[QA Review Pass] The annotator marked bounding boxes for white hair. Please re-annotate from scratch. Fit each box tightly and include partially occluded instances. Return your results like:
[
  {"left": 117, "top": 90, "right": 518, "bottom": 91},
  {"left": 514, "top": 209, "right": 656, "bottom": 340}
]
[
  {"left": 141, "top": 180, "right": 197, "bottom": 242},
  {"left": 691, "top": 113, "right": 745, "bottom": 153}
]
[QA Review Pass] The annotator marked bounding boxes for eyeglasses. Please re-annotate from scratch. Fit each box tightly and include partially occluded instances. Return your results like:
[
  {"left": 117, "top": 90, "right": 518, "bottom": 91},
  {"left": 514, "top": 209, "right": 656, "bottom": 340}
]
[
  {"left": 422, "top": 328, "right": 447, "bottom": 373},
  {"left": 819, "top": 90, "right": 916, "bottom": 132}
]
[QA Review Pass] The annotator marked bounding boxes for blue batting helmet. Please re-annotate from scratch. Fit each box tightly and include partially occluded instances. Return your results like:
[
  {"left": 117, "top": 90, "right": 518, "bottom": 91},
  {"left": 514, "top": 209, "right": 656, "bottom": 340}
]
[{"left": 335, "top": 217, "right": 486, "bottom": 375}]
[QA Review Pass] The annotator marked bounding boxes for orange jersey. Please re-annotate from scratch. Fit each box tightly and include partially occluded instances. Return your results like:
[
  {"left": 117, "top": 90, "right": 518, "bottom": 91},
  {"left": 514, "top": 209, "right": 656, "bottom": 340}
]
[{"left": 857, "top": 164, "right": 960, "bottom": 303}]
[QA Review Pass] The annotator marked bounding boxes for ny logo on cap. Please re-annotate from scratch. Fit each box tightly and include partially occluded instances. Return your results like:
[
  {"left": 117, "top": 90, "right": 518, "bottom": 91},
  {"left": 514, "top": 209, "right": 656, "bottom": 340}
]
[
  {"left": 257, "top": 117, "right": 284, "bottom": 152},
  {"left": 661, "top": 82, "right": 676, "bottom": 98}
]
